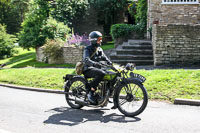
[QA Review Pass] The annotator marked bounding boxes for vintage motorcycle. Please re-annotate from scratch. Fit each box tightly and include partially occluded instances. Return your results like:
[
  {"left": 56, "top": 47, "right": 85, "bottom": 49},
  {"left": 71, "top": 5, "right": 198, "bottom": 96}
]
[{"left": 63, "top": 63, "right": 148, "bottom": 117}]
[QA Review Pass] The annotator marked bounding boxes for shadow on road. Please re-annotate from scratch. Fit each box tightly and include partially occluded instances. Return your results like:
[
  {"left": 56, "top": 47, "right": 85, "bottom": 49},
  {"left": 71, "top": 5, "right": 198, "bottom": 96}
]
[{"left": 43, "top": 107, "right": 141, "bottom": 126}]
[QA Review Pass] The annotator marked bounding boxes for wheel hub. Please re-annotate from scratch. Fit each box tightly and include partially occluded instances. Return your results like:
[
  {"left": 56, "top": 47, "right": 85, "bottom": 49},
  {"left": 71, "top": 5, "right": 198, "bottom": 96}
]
[{"left": 126, "top": 93, "right": 134, "bottom": 102}]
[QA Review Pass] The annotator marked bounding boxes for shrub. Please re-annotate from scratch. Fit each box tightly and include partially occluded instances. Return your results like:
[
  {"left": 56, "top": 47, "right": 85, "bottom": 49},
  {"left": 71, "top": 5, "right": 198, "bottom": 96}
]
[
  {"left": 42, "top": 39, "right": 64, "bottom": 60},
  {"left": 110, "top": 24, "right": 144, "bottom": 40},
  {"left": 42, "top": 17, "right": 71, "bottom": 41},
  {"left": 110, "top": 24, "right": 133, "bottom": 39},
  {"left": 19, "top": 16, "right": 70, "bottom": 49},
  {"left": 0, "top": 24, "right": 17, "bottom": 59}
]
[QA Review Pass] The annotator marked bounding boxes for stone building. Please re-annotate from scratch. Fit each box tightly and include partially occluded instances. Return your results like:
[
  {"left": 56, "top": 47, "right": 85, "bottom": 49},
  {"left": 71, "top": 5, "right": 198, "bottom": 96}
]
[{"left": 148, "top": 0, "right": 200, "bottom": 66}]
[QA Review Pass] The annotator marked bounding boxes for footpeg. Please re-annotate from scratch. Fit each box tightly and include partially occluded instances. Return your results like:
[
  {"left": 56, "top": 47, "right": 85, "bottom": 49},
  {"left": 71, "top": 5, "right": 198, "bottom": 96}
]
[
  {"left": 111, "top": 105, "right": 117, "bottom": 109},
  {"left": 108, "top": 100, "right": 113, "bottom": 103}
]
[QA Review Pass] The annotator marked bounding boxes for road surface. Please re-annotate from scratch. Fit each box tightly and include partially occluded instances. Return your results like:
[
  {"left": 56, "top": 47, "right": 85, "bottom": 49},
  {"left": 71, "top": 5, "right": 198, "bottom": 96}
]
[{"left": 0, "top": 86, "right": 200, "bottom": 133}]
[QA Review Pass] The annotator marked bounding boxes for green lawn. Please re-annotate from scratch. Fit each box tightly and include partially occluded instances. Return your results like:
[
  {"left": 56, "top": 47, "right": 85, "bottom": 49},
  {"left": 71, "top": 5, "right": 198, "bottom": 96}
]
[
  {"left": 1, "top": 46, "right": 200, "bottom": 102},
  {"left": 0, "top": 68, "right": 199, "bottom": 102},
  {"left": 101, "top": 42, "right": 114, "bottom": 50},
  {"left": 0, "top": 48, "right": 75, "bottom": 68}
]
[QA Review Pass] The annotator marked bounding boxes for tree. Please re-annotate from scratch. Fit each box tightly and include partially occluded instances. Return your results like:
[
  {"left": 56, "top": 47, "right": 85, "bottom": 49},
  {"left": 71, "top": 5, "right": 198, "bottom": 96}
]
[
  {"left": 50, "top": 0, "right": 89, "bottom": 27},
  {"left": 89, "top": 0, "right": 128, "bottom": 35},
  {"left": 11, "top": 0, "right": 30, "bottom": 22},
  {"left": 19, "top": 0, "right": 89, "bottom": 49},
  {"left": 0, "top": 24, "right": 17, "bottom": 59},
  {"left": 18, "top": 0, "right": 71, "bottom": 49},
  {"left": 135, "top": 0, "right": 147, "bottom": 33},
  {"left": 0, "top": 0, "right": 30, "bottom": 34},
  {"left": 18, "top": 0, "right": 50, "bottom": 49}
]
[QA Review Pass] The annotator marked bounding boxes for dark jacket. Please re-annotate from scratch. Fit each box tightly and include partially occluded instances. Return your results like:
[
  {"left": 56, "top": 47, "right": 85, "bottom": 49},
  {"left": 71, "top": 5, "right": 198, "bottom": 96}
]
[{"left": 83, "top": 44, "right": 112, "bottom": 72}]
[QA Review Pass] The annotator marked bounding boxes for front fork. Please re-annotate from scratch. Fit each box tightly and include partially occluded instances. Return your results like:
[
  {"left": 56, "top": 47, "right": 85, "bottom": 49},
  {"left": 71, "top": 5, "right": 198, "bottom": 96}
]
[{"left": 111, "top": 77, "right": 133, "bottom": 109}]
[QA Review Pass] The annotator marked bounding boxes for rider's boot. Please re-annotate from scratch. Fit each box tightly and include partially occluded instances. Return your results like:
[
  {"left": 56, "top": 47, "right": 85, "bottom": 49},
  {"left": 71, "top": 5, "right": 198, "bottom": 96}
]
[{"left": 87, "top": 91, "right": 96, "bottom": 104}]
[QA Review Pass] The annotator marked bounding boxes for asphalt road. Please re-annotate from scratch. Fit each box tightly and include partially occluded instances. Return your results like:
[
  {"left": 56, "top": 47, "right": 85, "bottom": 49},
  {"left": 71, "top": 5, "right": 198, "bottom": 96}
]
[{"left": 0, "top": 86, "right": 200, "bottom": 133}]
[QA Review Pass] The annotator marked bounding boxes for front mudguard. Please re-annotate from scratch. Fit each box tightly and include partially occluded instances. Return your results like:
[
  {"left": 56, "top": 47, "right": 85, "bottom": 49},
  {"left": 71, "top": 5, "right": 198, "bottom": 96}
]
[{"left": 112, "top": 78, "right": 144, "bottom": 109}]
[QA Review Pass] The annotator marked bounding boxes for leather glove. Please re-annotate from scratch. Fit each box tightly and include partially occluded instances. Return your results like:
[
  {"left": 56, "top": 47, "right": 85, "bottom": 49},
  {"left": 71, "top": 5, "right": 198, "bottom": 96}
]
[
  {"left": 94, "top": 62, "right": 102, "bottom": 68},
  {"left": 107, "top": 61, "right": 113, "bottom": 66}
]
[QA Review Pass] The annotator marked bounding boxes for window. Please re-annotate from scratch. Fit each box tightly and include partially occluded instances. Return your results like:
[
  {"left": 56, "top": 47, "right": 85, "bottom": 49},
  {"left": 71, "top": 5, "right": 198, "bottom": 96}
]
[{"left": 162, "top": 0, "right": 199, "bottom": 4}]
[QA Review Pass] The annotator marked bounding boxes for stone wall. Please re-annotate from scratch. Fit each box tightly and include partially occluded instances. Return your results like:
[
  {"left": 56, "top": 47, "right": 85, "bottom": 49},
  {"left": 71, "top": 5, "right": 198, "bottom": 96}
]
[
  {"left": 147, "top": 0, "right": 200, "bottom": 38},
  {"left": 36, "top": 47, "right": 45, "bottom": 63},
  {"left": 36, "top": 46, "right": 84, "bottom": 64},
  {"left": 62, "top": 46, "right": 84, "bottom": 64},
  {"left": 152, "top": 24, "right": 200, "bottom": 66}
]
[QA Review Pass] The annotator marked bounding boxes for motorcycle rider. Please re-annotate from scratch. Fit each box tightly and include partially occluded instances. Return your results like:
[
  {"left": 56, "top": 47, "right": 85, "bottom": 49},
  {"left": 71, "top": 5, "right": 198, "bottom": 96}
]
[{"left": 83, "top": 31, "right": 112, "bottom": 104}]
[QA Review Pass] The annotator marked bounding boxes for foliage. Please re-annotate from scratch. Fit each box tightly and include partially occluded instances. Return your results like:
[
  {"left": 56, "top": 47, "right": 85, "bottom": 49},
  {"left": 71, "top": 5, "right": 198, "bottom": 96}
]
[
  {"left": 89, "top": 0, "right": 128, "bottom": 34},
  {"left": 128, "top": 1, "right": 137, "bottom": 19},
  {"left": 135, "top": 0, "right": 147, "bottom": 33},
  {"left": 0, "top": 24, "right": 17, "bottom": 59},
  {"left": 0, "top": 0, "right": 29, "bottom": 34},
  {"left": 65, "top": 34, "right": 90, "bottom": 47},
  {"left": 19, "top": 3, "right": 70, "bottom": 49},
  {"left": 42, "top": 39, "right": 64, "bottom": 60},
  {"left": 19, "top": 0, "right": 88, "bottom": 49},
  {"left": 50, "top": 0, "right": 89, "bottom": 26},
  {"left": 11, "top": 0, "right": 30, "bottom": 22},
  {"left": 42, "top": 17, "right": 71, "bottom": 41},
  {"left": 110, "top": 24, "right": 144, "bottom": 39},
  {"left": 18, "top": 0, "right": 50, "bottom": 49}
]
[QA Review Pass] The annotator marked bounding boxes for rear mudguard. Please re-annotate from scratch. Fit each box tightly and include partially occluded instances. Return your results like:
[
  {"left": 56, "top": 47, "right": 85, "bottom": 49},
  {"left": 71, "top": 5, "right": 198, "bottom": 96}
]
[
  {"left": 112, "top": 78, "right": 144, "bottom": 109},
  {"left": 63, "top": 74, "right": 86, "bottom": 90}
]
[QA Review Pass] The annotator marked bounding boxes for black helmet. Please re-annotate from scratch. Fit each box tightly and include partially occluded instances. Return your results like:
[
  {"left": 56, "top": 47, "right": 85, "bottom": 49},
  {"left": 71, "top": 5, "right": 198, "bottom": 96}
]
[{"left": 89, "top": 31, "right": 102, "bottom": 47}]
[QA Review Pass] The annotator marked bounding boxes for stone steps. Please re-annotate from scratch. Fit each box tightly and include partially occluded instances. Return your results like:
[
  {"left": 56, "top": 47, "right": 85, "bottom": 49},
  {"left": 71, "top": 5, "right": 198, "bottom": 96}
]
[
  {"left": 116, "top": 49, "right": 153, "bottom": 55},
  {"left": 128, "top": 40, "right": 152, "bottom": 45},
  {"left": 110, "top": 54, "right": 153, "bottom": 60},
  {"left": 110, "top": 40, "right": 153, "bottom": 65},
  {"left": 122, "top": 44, "right": 152, "bottom": 50},
  {"left": 111, "top": 60, "right": 154, "bottom": 65}
]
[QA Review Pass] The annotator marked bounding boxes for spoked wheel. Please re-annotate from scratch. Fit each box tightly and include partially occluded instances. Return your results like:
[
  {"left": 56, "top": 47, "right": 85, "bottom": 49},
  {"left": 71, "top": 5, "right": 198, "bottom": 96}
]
[
  {"left": 116, "top": 80, "right": 148, "bottom": 117},
  {"left": 64, "top": 77, "right": 86, "bottom": 109}
]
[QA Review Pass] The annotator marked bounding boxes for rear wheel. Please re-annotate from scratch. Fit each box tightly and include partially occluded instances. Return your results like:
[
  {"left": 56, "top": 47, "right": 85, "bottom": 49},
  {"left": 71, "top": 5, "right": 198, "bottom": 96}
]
[
  {"left": 64, "top": 77, "right": 86, "bottom": 109},
  {"left": 116, "top": 80, "right": 148, "bottom": 117}
]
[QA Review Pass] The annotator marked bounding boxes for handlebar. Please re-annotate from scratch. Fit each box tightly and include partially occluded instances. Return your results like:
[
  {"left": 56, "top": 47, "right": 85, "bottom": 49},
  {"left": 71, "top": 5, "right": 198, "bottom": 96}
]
[
  {"left": 99, "top": 63, "right": 118, "bottom": 72},
  {"left": 100, "top": 62, "right": 136, "bottom": 72}
]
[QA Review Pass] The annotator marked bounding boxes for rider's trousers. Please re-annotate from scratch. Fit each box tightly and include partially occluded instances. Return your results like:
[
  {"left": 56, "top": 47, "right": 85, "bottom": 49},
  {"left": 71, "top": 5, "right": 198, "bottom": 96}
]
[{"left": 83, "top": 67, "right": 106, "bottom": 90}]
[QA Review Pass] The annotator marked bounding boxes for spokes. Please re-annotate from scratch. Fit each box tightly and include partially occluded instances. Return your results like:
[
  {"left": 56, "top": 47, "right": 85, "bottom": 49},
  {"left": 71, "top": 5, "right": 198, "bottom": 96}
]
[
  {"left": 119, "top": 98, "right": 128, "bottom": 106},
  {"left": 69, "top": 81, "right": 86, "bottom": 100},
  {"left": 118, "top": 82, "right": 145, "bottom": 114}
]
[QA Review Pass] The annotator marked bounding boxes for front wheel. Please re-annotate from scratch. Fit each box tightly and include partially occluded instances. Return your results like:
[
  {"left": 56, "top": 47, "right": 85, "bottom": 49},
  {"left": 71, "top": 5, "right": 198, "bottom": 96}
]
[{"left": 116, "top": 80, "right": 148, "bottom": 117}]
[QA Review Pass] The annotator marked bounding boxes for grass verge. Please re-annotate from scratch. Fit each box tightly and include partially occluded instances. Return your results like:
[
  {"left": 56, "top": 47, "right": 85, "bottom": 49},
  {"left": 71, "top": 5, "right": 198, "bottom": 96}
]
[
  {"left": 0, "top": 68, "right": 200, "bottom": 102},
  {"left": 0, "top": 48, "right": 75, "bottom": 68}
]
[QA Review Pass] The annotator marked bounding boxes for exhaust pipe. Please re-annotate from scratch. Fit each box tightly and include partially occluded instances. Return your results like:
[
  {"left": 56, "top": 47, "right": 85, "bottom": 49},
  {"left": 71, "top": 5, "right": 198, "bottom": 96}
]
[{"left": 75, "top": 99, "right": 89, "bottom": 106}]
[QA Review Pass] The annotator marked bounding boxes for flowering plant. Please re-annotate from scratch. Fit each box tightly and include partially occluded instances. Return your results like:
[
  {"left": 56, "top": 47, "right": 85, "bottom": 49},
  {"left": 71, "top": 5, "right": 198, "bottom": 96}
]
[{"left": 65, "top": 34, "right": 90, "bottom": 47}]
